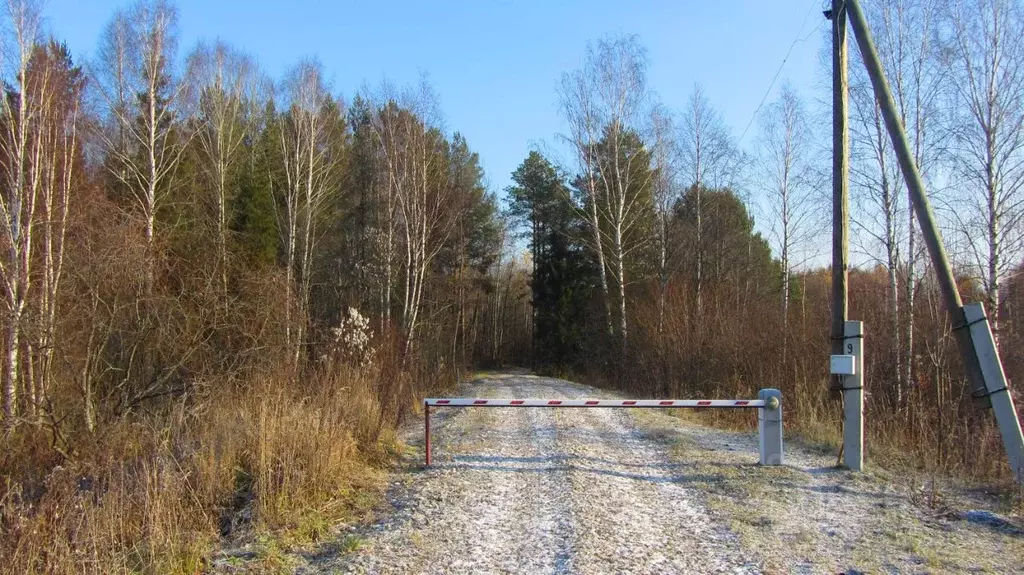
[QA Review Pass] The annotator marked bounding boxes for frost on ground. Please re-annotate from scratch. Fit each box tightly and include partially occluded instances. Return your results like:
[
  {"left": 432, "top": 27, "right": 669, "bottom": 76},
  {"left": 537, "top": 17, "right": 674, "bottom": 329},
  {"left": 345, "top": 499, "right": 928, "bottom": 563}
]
[{"left": 275, "top": 373, "right": 1023, "bottom": 574}]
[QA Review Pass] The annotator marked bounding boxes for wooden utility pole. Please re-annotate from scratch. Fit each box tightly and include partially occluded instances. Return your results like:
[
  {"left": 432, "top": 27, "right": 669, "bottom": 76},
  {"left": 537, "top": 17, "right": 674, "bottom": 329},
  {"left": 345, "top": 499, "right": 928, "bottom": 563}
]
[
  {"left": 846, "top": 0, "right": 1024, "bottom": 481},
  {"left": 829, "top": 0, "right": 850, "bottom": 368},
  {"left": 828, "top": 0, "right": 863, "bottom": 471}
]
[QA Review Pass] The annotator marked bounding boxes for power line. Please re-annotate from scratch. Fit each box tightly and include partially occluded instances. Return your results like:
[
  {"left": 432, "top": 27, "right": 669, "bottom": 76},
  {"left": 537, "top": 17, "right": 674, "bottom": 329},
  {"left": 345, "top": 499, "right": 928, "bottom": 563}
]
[{"left": 737, "top": 0, "right": 824, "bottom": 145}]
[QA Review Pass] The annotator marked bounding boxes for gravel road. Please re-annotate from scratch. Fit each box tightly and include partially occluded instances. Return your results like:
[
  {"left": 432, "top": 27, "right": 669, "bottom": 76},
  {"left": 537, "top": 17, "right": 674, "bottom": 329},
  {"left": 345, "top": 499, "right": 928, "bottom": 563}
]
[{"left": 308, "top": 373, "right": 1023, "bottom": 575}]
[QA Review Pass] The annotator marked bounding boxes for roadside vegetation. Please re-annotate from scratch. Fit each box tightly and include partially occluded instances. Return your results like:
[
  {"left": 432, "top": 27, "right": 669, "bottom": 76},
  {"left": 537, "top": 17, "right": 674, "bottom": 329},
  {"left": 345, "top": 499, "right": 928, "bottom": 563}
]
[{"left": 0, "top": 0, "right": 528, "bottom": 572}]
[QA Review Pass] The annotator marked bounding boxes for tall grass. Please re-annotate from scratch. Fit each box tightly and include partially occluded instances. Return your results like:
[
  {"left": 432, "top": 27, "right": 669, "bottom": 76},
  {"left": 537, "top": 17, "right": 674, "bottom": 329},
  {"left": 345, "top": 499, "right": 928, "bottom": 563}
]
[{"left": 0, "top": 364, "right": 419, "bottom": 574}]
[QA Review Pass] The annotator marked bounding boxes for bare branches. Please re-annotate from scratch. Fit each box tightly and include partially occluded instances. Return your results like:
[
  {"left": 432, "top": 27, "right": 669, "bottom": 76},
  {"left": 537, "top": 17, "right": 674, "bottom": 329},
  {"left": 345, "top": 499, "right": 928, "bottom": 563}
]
[
  {"left": 558, "top": 34, "right": 654, "bottom": 348},
  {"left": 185, "top": 40, "right": 269, "bottom": 294},
  {"left": 677, "top": 84, "right": 742, "bottom": 314},
  {"left": 756, "top": 84, "right": 823, "bottom": 320},
  {"left": 363, "top": 79, "right": 455, "bottom": 352},
  {"left": 680, "top": 85, "right": 740, "bottom": 191},
  {"left": 91, "top": 0, "right": 189, "bottom": 296},
  {"left": 0, "top": 1, "right": 85, "bottom": 422},
  {"left": 941, "top": 0, "right": 1024, "bottom": 332},
  {"left": 0, "top": 0, "right": 46, "bottom": 421},
  {"left": 276, "top": 58, "right": 345, "bottom": 369}
]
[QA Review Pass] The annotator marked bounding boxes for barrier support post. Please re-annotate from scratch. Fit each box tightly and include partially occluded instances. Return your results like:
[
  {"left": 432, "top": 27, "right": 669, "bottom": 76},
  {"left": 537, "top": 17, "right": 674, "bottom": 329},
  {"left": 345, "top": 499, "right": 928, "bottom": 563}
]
[
  {"left": 964, "top": 303, "right": 1024, "bottom": 481},
  {"left": 759, "top": 388, "right": 783, "bottom": 465},
  {"left": 425, "top": 402, "right": 432, "bottom": 466}
]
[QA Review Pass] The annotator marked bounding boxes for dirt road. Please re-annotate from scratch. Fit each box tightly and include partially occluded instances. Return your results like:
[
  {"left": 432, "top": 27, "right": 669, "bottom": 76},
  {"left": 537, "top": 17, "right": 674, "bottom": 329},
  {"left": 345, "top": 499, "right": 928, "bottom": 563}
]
[{"left": 317, "top": 373, "right": 1022, "bottom": 574}]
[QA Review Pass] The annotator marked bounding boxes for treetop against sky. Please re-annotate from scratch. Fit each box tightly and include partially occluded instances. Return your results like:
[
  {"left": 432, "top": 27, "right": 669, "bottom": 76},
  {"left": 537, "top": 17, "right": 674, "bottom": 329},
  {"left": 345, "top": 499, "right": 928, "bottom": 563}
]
[{"left": 45, "top": 0, "right": 826, "bottom": 198}]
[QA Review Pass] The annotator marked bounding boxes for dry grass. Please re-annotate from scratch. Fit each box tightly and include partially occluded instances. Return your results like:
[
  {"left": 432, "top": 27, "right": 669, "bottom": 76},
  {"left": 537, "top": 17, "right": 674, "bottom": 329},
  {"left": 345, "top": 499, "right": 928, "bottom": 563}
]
[
  {"left": 573, "top": 280, "right": 1024, "bottom": 492},
  {"left": 0, "top": 366, "right": 406, "bottom": 575}
]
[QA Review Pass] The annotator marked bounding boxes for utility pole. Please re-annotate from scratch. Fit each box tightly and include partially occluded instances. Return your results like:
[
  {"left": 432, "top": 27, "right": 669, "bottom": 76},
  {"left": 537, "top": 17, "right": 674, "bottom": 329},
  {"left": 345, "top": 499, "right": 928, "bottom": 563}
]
[
  {"left": 827, "top": 0, "right": 862, "bottom": 471},
  {"left": 829, "top": 0, "right": 849, "bottom": 368},
  {"left": 846, "top": 0, "right": 1024, "bottom": 481}
]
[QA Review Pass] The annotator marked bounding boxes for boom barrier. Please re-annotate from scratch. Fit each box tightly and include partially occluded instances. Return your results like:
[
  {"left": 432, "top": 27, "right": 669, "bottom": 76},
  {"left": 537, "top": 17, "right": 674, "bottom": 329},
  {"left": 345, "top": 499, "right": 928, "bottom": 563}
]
[{"left": 423, "top": 388, "right": 783, "bottom": 466}]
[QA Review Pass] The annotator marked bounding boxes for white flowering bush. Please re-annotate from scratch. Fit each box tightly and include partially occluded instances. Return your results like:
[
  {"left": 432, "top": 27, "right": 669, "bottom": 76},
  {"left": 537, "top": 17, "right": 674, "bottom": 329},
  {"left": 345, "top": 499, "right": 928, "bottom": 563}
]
[{"left": 327, "top": 307, "right": 375, "bottom": 368}]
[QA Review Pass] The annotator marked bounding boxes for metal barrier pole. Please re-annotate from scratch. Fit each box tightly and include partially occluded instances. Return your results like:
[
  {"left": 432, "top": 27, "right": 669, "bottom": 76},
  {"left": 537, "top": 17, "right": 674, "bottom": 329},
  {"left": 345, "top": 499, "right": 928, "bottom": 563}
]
[
  {"left": 425, "top": 397, "right": 774, "bottom": 465},
  {"left": 425, "top": 402, "right": 432, "bottom": 466},
  {"left": 758, "top": 388, "right": 783, "bottom": 465}
]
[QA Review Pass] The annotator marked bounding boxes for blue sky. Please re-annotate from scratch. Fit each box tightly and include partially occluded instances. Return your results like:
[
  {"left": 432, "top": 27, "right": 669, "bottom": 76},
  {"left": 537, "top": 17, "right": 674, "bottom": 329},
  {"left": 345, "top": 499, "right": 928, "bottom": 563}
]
[{"left": 44, "top": 0, "right": 828, "bottom": 201}]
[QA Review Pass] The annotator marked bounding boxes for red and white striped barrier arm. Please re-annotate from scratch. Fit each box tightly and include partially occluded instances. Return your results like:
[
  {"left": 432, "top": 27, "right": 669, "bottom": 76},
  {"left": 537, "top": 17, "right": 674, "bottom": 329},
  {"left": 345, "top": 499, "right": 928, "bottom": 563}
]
[
  {"left": 424, "top": 398, "right": 765, "bottom": 408},
  {"left": 423, "top": 390, "right": 783, "bottom": 466},
  {"left": 423, "top": 388, "right": 782, "bottom": 466}
]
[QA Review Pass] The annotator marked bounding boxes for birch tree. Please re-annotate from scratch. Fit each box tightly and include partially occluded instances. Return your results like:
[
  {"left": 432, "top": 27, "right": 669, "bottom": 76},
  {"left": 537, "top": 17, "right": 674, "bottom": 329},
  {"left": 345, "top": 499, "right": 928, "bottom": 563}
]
[
  {"left": 592, "top": 128, "right": 655, "bottom": 352},
  {"left": 942, "top": 0, "right": 1024, "bottom": 339},
  {"left": 559, "top": 35, "right": 653, "bottom": 349},
  {"left": 276, "top": 59, "right": 345, "bottom": 370},
  {"left": 0, "top": 0, "right": 43, "bottom": 421},
  {"left": 367, "top": 81, "right": 457, "bottom": 353},
  {"left": 849, "top": 0, "right": 941, "bottom": 401},
  {"left": 679, "top": 85, "right": 739, "bottom": 313},
  {"left": 26, "top": 43, "right": 84, "bottom": 419},
  {"left": 93, "top": 0, "right": 187, "bottom": 297},
  {"left": 362, "top": 83, "right": 402, "bottom": 334},
  {"left": 649, "top": 104, "right": 680, "bottom": 333},
  {"left": 0, "top": 1, "right": 84, "bottom": 423},
  {"left": 559, "top": 63, "right": 612, "bottom": 339},
  {"left": 757, "top": 85, "right": 819, "bottom": 327},
  {"left": 850, "top": 56, "right": 904, "bottom": 376},
  {"left": 185, "top": 41, "right": 267, "bottom": 295}
]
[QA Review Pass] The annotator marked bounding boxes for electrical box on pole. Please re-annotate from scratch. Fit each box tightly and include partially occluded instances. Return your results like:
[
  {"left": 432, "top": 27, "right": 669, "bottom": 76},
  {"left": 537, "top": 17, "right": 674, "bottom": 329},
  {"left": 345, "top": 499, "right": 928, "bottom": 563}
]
[
  {"left": 828, "top": 0, "right": 850, "bottom": 379},
  {"left": 830, "top": 355, "right": 856, "bottom": 376},
  {"left": 828, "top": 0, "right": 863, "bottom": 473}
]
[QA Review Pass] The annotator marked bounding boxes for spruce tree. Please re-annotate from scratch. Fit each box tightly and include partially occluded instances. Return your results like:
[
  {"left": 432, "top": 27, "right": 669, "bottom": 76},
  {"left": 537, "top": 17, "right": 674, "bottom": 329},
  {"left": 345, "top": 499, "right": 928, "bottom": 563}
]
[{"left": 231, "top": 102, "right": 281, "bottom": 268}]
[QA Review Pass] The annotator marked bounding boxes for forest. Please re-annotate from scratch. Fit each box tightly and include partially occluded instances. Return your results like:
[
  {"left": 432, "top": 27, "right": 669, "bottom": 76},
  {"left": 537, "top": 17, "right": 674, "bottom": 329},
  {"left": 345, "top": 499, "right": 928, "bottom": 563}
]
[{"left": 2, "top": 0, "right": 1023, "bottom": 572}]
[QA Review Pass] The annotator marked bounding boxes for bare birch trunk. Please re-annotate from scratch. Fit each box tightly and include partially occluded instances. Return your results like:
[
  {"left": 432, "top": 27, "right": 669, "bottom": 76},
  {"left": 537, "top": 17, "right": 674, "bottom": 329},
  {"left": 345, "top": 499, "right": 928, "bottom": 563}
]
[
  {"left": 944, "top": 0, "right": 1024, "bottom": 346},
  {"left": 0, "top": 0, "right": 42, "bottom": 423},
  {"left": 586, "top": 170, "right": 613, "bottom": 338}
]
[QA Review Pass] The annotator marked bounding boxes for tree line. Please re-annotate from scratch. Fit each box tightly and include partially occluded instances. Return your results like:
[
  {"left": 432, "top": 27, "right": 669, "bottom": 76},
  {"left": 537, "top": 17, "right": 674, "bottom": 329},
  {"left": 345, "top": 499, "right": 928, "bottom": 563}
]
[
  {"left": 1, "top": 0, "right": 536, "bottom": 568},
  {"left": 509, "top": 0, "right": 1024, "bottom": 480},
  {"left": 3, "top": 0, "right": 1024, "bottom": 568},
  {"left": 0, "top": 0, "right": 532, "bottom": 436}
]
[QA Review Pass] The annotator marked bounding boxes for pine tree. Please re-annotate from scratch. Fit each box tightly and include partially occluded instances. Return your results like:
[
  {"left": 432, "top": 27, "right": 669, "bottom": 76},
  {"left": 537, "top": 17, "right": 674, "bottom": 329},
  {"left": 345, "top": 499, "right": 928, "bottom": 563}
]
[{"left": 507, "top": 151, "right": 594, "bottom": 369}]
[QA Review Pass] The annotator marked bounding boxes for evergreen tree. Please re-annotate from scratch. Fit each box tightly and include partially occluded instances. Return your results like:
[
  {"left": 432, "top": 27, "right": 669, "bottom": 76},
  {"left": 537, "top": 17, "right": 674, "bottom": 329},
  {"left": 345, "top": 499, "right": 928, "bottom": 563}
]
[
  {"left": 231, "top": 162, "right": 277, "bottom": 268},
  {"left": 445, "top": 132, "right": 501, "bottom": 274},
  {"left": 672, "top": 186, "right": 780, "bottom": 300},
  {"left": 231, "top": 102, "right": 281, "bottom": 268},
  {"left": 507, "top": 152, "right": 594, "bottom": 369},
  {"left": 340, "top": 95, "right": 380, "bottom": 310}
]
